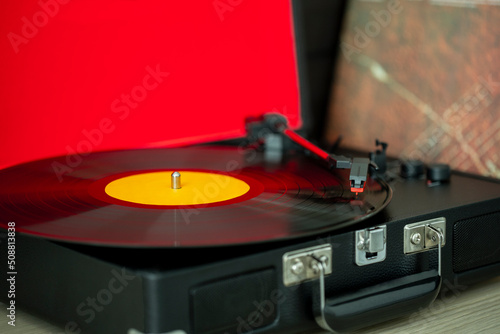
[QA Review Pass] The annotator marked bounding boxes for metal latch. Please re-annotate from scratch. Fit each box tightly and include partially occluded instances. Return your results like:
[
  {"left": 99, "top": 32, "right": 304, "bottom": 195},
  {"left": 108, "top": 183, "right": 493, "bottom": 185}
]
[
  {"left": 355, "top": 225, "right": 387, "bottom": 266},
  {"left": 282, "top": 244, "right": 332, "bottom": 286},
  {"left": 404, "top": 217, "right": 446, "bottom": 254}
]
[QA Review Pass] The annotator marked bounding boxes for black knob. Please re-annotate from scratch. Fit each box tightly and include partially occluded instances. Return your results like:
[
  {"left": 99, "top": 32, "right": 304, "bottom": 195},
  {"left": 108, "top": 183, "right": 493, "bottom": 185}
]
[
  {"left": 400, "top": 160, "right": 424, "bottom": 178},
  {"left": 427, "top": 163, "right": 451, "bottom": 183}
]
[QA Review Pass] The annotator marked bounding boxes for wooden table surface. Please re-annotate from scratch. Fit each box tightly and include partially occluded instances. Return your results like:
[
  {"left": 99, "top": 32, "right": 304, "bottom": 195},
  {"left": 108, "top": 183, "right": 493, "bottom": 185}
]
[{"left": 1, "top": 276, "right": 500, "bottom": 334}]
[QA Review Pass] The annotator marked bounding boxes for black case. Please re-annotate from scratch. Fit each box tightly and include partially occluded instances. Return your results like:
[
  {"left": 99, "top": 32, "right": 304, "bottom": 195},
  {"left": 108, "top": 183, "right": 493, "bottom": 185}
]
[{"left": 1, "top": 162, "right": 500, "bottom": 333}]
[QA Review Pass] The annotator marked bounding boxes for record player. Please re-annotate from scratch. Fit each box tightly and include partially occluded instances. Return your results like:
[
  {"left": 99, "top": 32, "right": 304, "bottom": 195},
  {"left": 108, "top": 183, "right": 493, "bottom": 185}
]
[{"left": 1, "top": 1, "right": 500, "bottom": 334}]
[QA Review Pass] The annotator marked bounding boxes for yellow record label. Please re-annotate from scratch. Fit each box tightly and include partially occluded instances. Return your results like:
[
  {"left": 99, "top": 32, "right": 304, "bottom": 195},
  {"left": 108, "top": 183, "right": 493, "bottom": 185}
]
[{"left": 105, "top": 171, "right": 250, "bottom": 206}]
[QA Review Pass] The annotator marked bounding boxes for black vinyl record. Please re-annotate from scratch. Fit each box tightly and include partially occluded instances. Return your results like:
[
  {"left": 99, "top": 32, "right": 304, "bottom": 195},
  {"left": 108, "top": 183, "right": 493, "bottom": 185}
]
[{"left": 0, "top": 146, "right": 392, "bottom": 247}]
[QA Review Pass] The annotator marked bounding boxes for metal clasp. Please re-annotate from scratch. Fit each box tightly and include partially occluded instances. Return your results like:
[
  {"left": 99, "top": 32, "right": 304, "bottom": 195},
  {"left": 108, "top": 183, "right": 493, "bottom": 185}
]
[{"left": 355, "top": 225, "right": 387, "bottom": 266}]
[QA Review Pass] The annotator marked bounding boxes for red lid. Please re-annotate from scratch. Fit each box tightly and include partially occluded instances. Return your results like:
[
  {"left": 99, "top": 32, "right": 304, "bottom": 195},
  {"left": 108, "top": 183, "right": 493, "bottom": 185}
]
[{"left": 0, "top": 0, "right": 300, "bottom": 169}]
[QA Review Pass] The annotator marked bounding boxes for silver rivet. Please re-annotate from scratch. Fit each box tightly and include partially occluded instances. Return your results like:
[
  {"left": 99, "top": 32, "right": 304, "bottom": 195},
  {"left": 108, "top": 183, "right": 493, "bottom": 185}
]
[
  {"left": 290, "top": 259, "right": 304, "bottom": 275},
  {"left": 411, "top": 233, "right": 422, "bottom": 245}
]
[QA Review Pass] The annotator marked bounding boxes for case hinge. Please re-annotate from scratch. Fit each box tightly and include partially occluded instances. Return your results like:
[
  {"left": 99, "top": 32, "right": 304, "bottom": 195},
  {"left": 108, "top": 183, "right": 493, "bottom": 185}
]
[
  {"left": 404, "top": 217, "right": 446, "bottom": 254},
  {"left": 282, "top": 244, "right": 332, "bottom": 287}
]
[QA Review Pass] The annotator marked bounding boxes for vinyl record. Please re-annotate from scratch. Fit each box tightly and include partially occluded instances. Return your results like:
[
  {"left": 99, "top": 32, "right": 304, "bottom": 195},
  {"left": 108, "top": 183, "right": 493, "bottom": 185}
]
[{"left": 0, "top": 146, "right": 392, "bottom": 247}]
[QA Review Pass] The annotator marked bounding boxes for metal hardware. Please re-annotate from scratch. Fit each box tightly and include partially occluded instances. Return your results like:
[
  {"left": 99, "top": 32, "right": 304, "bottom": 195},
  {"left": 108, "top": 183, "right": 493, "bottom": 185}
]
[
  {"left": 263, "top": 133, "right": 284, "bottom": 163},
  {"left": 404, "top": 217, "right": 446, "bottom": 255},
  {"left": 283, "top": 244, "right": 332, "bottom": 286},
  {"left": 428, "top": 226, "right": 443, "bottom": 276},
  {"left": 290, "top": 258, "right": 304, "bottom": 275},
  {"left": 313, "top": 256, "right": 336, "bottom": 333},
  {"left": 410, "top": 232, "right": 422, "bottom": 245},
  {"left": 313, "top": 232, "right": 443, "bottom": 333},
  {"left": 355, "top": 225, "right": 387, "bottom": 266},
  {"left": 171, "top": 171, "right": 181, "bottom": 189}
]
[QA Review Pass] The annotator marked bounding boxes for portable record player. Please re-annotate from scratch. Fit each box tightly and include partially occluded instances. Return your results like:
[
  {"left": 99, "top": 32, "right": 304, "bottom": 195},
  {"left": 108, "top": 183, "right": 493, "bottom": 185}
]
[{"left": 1, "top": 1, "right": 500, "bottom": 334}]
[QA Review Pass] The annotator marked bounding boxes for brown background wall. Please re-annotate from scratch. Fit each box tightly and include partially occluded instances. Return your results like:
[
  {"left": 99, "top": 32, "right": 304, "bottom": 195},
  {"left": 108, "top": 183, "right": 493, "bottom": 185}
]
[{"left": 327, "top": 0, "right": 500, "bottom": 177}]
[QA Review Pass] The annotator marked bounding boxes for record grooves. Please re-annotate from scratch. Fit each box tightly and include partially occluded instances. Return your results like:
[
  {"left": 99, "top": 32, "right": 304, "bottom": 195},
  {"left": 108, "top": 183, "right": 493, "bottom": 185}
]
[{"left": 0, "top": 146, "right": 392, "bottom": 247}]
